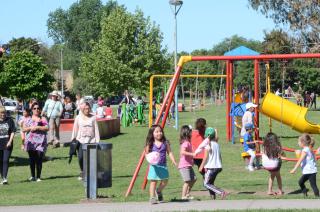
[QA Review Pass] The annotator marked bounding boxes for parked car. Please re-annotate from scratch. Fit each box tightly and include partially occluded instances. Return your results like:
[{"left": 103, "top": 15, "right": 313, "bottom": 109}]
[
  {"left": 106, "top": 96, "right": 124, "bottom": 105},
  {"left": 3, "top": 100, "right": 17, "bottom": 117}
]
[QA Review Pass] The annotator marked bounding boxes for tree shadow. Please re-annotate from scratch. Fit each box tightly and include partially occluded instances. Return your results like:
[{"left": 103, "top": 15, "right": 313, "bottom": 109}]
[
  {"left": 237, "top": 191, "right": 256, "bottom": 194},
  {"left": 10, "top": 156, "right": 30, "bottom": 166}
]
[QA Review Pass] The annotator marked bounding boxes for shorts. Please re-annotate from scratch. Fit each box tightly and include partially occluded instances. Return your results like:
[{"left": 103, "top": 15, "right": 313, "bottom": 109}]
[
  {"left": 147, "top": 164, "right": 169, "bottom": 180},
  {"left": 179, "top": 167, "right": 196, "bottom": 182}
]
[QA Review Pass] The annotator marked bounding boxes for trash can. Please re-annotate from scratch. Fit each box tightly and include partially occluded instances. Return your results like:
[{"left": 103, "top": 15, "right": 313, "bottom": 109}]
[{"left": 83, "top": 143, "right": 112, "bottom": 199}]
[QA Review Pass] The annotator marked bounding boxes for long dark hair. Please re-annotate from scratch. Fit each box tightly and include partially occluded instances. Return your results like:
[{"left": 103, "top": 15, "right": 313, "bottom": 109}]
[
  {"left": 195, "top": 118, "right": 206, "bottom": 136},
  {"left": 263, "top": 132, "right": 282, "bottom": 159},
  {"left": 145, "top": 124, "right": 167, "bottom": 153},
  {"left": 180, "top": 125, "right": 192, "bottom": 144}
]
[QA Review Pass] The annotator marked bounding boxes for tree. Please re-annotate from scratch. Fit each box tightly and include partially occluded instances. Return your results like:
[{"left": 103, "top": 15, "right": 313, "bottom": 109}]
[
  {"left": 0, "top": 50, "right": 54, "bottom": 100},
  {"left": 47, "top": 0, "right": 119, "bottom": 52},
  {"left": 8, "top": 37, "right": 41, "bottom": 55},
  {"left": 77, "top": 7, "right": 169, "bottom": 96},
  {"left": 248, "top": 0, "right": 320, "bottom": 51}
]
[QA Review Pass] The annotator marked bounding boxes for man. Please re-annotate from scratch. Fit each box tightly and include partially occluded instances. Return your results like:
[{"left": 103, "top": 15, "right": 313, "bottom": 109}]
[{"left": 42, "top": 91, "right": 63, "bottom": 148}]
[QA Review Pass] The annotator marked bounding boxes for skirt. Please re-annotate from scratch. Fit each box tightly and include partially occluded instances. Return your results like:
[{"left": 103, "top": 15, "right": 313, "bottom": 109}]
[{"left": 147, "top": 164, "right": 169, "bottom": 180}]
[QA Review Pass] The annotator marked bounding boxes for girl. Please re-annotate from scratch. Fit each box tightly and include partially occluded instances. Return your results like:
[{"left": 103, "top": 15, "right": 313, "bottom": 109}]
[
  {"left": 290, "top": 134, "right": 319, "bottom": 197},
  {"left": 0, "top": 106, "right": 15, "bottom": 184},
  {"left": 71, "top": 102, "right": 100, "bottom": 180},
  {"left": 262, "top": 132, "right": 284, "bottom": 195},
  {"left": 191, "top": 118, "right": 206, "bottom": 177},
  {"left": 19, "top": 109, "right": 31, "bottom": 150},
  {"left": 145, "top": 124, "right": 177, "bottom": 204},
  {"left": 178, "top": 125, "right": 197, "bottom": 200},
  {"left": 199, "top": 127, "right": 227, "bottom": 200},
  {"left": 23, "top": 103, "right": 48, "bottom": 182}
]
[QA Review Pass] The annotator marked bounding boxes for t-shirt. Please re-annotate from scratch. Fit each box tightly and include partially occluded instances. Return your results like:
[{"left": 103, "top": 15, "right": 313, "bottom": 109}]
[
  {"left": 151, "top": 141, "right": 167, "bottom": 166},
  {"left": 96, "top": 107, "right": 105, "bottom": 118},
  {"left": 204, "top": 141, "right": 222, "bottom": 169},
  {"left": 0, "top": 118, "right": 16, "bottom": 150},
  {"left": 43, "top": 99, "right": 63, "bottom": 119},
  {"left": 301, "top": 147, "right": 317, "bottom": 174},
  {"left": 191, "top": 130, "right": 205, "bottom": 159},
  {"left": 178, "top": 140, "right": 193, "bottom": 169},
  {"left": 105, "top": 107, "right": 113, "bottom": 118},
  {"left": 241, "top": 111, "right": 253, "bottom": 137},
  {"left": 243, "top": 132, "right": 254, "bottom": 152}
]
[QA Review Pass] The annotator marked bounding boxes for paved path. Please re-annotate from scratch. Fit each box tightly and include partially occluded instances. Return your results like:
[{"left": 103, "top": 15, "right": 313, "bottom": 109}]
[{"left": 2, "top": 199, "right": 320, "bottom": 212}]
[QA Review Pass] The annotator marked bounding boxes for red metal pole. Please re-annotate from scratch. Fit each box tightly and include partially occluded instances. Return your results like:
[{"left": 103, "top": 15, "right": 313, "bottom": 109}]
[
  {"left": 226, "top": 61, "right": 230, "bottom": 141},
  {"left": 161, "top": 77, "right": 179, "bottom": 128},
  {"left": 229, "top": 61, "right": 233, "bottom": 140},
  {"left": 191, "top": 54, "right": 320, "bottom": 61},
  {"left": 254, "top": 59, "right": 260, "bottom": 139}
]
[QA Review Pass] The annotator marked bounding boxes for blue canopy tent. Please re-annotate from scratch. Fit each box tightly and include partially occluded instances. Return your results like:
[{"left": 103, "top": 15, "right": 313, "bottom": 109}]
[{"left": 224, "top": 46, "right": 260, "bottom": 144}]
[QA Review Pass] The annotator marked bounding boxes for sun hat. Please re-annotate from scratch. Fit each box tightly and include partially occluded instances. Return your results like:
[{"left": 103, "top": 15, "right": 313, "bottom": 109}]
[
  {"left": 245, "top": 102, "right": 257, "bottom": 110},
  {"left": 145, "top": 152, "right": 160, "bottom": 165},
  {"left": 245, "top": 123, "right": 254, "bottom": 130},
  {"left": 50, "top": 90, "right": 60, "bottom": 96},
  {"left": 205, "top": 127, "right": 215, "bottom": 139}
]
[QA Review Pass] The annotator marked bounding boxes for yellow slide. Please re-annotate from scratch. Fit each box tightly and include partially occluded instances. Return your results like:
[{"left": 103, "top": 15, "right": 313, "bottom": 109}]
[{"left": 260, "top": 92, "right": 320, "bottom": 134}]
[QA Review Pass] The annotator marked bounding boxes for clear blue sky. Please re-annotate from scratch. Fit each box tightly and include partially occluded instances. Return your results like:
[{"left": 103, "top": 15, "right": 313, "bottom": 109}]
[{"left": 0, "top": 0, "right": 280, "bottom": 52}]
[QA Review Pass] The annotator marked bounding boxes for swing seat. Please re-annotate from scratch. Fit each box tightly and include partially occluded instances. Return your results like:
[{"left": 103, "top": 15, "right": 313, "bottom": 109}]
[
  {"left": 239, "top": 138, "right": 244, "bottom": 144},
  {"left": 241, "top": 152, "right": 251, "bottom": 158}
]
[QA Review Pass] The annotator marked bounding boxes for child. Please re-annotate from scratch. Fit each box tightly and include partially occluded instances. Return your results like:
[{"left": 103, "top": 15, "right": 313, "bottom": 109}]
[
  {"left": 178, "top": 125, "right": 197, "bottom": 200},
  {"left": 95, "top": 102, "right": 105, "bottom": 118},
  {"left": 243, "top": 123, "right": 257, "bottom": 171},
  {"left": 290, "top": 134, "right": 319, "bottom": 197},
  {"left": 199, "top": 127, "right": 227, "bottom": 199},
  {"left": 145, "top": 124, "right": 177, "bottom": 204},
  {"left": 191, "top": 118, "right": 207, "bottom": 177},
  {"left": 262, "top": 132, "right": 284, "bottom": 195},
  {"left": 19, "top": 109, "right": 31, "bottom": 150},
  {"left": 105, "top": 103, "right": 113, "bottom": 119}
]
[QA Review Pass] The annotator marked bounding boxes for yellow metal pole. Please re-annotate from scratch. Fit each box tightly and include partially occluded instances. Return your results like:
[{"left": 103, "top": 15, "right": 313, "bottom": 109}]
[
  {"left": 149, "top": 76, "right": 154, "bottom": 128},
  {"left": 265, "top": 62, "right": 272, "bottom": 132}
]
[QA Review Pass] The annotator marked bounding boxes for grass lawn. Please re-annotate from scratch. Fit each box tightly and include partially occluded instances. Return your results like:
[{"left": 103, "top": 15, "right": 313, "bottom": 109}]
[{"left": 1, "top": 102, "right": 320, "bottom": 206}]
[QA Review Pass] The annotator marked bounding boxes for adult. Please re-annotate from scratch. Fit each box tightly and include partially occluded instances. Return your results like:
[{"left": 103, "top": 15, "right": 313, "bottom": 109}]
[
  {"left": 303, "top": 91, "right": 311, "bottom": 108},
  {"left": 42, "top": 91, "right": 63, "bottom": 148},
  {"left": 0, "top": 106, "right": 16, "bottom": 184},
  {"left": 120, "top": 90, "right": 135, "bottom": 105},
  {"left": 71, "top": 102, "right": 100, "bottom": 180},
  {"left": 63, "top": 96, "right": 75, "bottom": 119},
  {"left": 240, "top": 103, "right": 257, "bottom": 137},
  {"left": 97, "top": 96, "right": 104, "bottom": 106},
  {"left": 310, "top": 92, "right": 317, "bottom": 109},
  {"left": 23, "top": 103, "right": 48, "bottom": 182},
  {"left": 275, "top": 88, "right": 281, "bottom": 96},
  {"left": 15, "top": 98, "right": 24, "bottom": 127},
  {"left": 75, "top": 93, "right": 85, "bottom": 115}
]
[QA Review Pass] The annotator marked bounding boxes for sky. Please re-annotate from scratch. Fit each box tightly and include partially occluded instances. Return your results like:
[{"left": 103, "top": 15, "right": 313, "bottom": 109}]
[{"left": 0, "top": 0, "right": 281, "bottom": 53}]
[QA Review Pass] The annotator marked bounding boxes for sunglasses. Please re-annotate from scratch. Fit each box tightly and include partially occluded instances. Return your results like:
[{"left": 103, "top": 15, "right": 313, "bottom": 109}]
[{"left": 33, "top": 107, "right": 40, "bottom": 110}]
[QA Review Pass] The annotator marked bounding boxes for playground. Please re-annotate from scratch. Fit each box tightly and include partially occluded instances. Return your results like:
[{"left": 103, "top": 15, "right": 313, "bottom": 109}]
[{"left": 2, "top": 101, "right": 320, "bottom": 206}]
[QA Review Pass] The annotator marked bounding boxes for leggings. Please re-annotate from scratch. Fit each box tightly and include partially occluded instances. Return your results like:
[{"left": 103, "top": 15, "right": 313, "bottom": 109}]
[
  {"left": 28, "top": 150, "right": 44, "bottom": 179},
  {"left": 78, "top": 143, "right": 84, "bottom": 172},
  {"left": 0, "top": 149, "right": 12, "bottom": 179},
  {"left": 299, "top": 173, "right": 319, "bottom": 196},
  {"left": 204, "top": 168, "right": 224, "bottom": 196}
]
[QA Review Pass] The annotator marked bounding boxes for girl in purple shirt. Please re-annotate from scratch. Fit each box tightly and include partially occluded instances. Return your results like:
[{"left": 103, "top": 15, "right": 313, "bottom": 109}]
[{"left": 145, "top": 124, "right": 177, "bottom": 204}]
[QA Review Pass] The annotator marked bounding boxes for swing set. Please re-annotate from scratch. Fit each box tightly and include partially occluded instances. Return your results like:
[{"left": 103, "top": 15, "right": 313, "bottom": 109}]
[{"left": 125, "top": 53, "right": 320, "bottom": 197}]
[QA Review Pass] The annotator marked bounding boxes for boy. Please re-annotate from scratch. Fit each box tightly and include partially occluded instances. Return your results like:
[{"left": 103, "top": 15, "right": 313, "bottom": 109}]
[{"left": 243, "top": 123, "right": 257, "bottom": 171}]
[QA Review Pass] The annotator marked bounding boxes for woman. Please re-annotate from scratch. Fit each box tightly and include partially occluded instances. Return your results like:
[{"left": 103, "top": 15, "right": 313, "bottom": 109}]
[
  {"left": 23, "top": 103, "right": 48, "bottom": 182},
  {"left": 0, "top": 106, "right": 16, "bottom": 184},
  {"left": 71, "top": 102, "right": 100, "bottom": 180}
]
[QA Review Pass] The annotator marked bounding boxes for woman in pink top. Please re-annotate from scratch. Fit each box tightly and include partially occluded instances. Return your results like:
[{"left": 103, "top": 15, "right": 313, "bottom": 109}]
[
  {"left": 71, "top": 102, "right": 100, "bottom": 180},
  {"left": 178, "top": 125, "right": 197, "bottom": 200}
]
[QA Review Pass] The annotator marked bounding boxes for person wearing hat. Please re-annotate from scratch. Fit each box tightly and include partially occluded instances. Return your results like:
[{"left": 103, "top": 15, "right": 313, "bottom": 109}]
[
  {"left": 198, "top": 127, "right": 228, "bottom": 199},
  {"left": 42, "top": 91, "right": 63, "bottom": 148},
  {"left": 240, "top": 102, "right": 258, "bottom": 138},
  {"left": 243, "top": 123, "right": 258, "bottom": 171}
]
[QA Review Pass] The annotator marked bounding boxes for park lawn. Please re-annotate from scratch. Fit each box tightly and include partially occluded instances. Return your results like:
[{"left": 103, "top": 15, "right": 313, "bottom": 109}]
[{"left": 1, "top": 102, "right": 320, "bottom": 205}]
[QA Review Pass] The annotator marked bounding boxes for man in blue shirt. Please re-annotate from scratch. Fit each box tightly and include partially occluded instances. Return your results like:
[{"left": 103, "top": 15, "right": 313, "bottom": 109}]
[{"left": 243, "top": 123, "right": 257, "bottom": 171}]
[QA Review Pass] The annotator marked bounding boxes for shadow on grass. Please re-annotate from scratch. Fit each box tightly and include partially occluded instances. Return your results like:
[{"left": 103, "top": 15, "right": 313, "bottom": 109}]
[
  {"left": 287, "top": 189, "right": 304, "bottom": 195},
  {"left": 43, "top": 156, "right": 69, "bottom": 162},
  {"left": 279, "top": 135, "right": 299, "bottom": 139},
  {"left": 169, "top": 198, "right": 194, "bottom": 203},
  {"left": 238, "top": 191, "right": 256, "bottom": 194},
  {"left": 113, "top": 175, "right": 132, "bottom": 179},
  {"left": 42, "top": 175, "right": 78, "bottom": 180},
  {"left": 10, "top": 156, "right": 29, "bottom": 166}
]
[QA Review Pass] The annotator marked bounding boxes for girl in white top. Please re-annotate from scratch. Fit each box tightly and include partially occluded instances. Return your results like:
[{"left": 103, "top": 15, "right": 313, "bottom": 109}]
[
  {"left": 262, "top": 132, "right": 283, "bottom": 196},
  {"left": 199, "top": 127, "right": 227, "bottom": 200},
  {"left": 290, "top": 134, "right": 319, "bottom": 197},
  {"left": 71, "top": 102, "right": 100, "bottom": 180}
]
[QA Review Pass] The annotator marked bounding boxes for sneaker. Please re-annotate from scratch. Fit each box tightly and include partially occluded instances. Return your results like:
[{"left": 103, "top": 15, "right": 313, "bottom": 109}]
[
  {"left": 78, "top": 176, "right": 83, "bottom": 181},
  {"left": 155, "top": 189, "right": 163, "bottom": 202},
  {"left": 149, "top": 197, "right": 158, "bottom": 204},
  {"left": 28, "top": 177, "right": 36, "bottom": 182},
  {"left": 1, "top": 178, "right": 8, "bottom": 185},
  {"left": 248, "top": 165, "right": 254, "bottom": 172},
  {"left": 36, "top": 178, "right": 42, "bottom": 182},
  {"left": 186, "top": 194, "right": 194, "bottom": 200},
  {"left": 78, "top": 172, "right": 84, "bottom": 181},
  {"left": 53, "top": 141, "right": 60, "bottom": 148},
  {"left": 181, "top": 196, "right": 190, "bottom": 201}
]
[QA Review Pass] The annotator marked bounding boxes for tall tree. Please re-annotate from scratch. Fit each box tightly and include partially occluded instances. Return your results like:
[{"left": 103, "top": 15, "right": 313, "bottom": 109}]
[
  {"left": 248, "top": 0, "right": 320, "bottom": 51},
  {"left": 77, "top": 7, "right": 169, "bottom": 96},
  {"left": 0, "top": 50, "right": 54, "bottom": 100},
  {"left": 8, "top": 37, "right": 41, "bottom": 55},
  {"left": 47, "top": 0, "right": 118, "bottom": 52}
]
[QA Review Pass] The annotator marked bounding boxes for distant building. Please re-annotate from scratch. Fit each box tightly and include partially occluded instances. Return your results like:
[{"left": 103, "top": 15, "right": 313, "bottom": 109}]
[{"left": 54, "top": 70, "right": 73, "bottom": 91}]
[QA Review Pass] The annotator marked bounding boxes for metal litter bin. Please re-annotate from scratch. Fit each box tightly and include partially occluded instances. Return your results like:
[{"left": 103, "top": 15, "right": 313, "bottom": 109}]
[{"left": 83, "top": 143, "right": 112, "bottom": 199}]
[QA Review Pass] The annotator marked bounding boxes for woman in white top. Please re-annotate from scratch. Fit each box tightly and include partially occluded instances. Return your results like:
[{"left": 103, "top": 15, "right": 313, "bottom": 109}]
[
  {"left": 71, "top": 102, "right": 100, "bottom": 180},
  {"left": 240, "top": 103, "right": 257, "bottom": 137}
]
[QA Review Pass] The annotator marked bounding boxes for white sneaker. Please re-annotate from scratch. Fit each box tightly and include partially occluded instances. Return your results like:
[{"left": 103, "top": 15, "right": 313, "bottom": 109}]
[
  {"left": 28, "top": 177, "right": 36, "bottom": 182},
  {"left": 248, "top": 165, "right": 254, "bottom": 171},
  {"left": 36, "top": 178, "right": 42, "bottom": 182},
  {"left": 2, "top": 178, "right": 8, "bottom": 185}
]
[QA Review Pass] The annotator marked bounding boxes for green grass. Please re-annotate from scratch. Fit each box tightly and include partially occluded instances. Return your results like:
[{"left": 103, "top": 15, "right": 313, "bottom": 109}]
[{"left": 2, "top": 102, "right": 320, "bottom": 206}]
